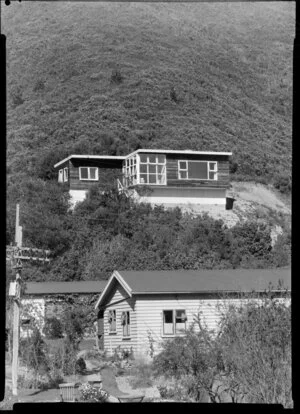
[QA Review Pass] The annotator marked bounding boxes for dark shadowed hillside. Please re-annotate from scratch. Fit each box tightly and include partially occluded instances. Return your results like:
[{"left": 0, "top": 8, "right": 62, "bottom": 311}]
[{"left": 3, "top": 2, "right": 293, "bottom": 183}]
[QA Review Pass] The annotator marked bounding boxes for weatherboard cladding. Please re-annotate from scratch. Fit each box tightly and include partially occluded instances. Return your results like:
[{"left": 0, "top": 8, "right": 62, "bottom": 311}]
[
  {"left": 165, "top": 153, "right": 230, "bottom": 188},
  {"left": 24, "top": 281, "right": 107, "bottom": 295},
  {"left": 116, "top": 268, "right": 291, "bottom": 294},
  {"left": 69, "top": 159, "right": 123, "bottom": 191},
  {"left": 134, "top": 295, "right": 291, "bottom": 357}
]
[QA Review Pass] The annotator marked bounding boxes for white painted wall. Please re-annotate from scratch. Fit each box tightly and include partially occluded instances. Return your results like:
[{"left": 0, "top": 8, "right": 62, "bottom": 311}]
[
  {"left": 20, "top": 298, "right": 46, "bottom": 338},
  {"left": 134, "top": 295, "right": 291, "bottom": 360},
  {"left": 136, "top": 187, "right": 226, "bottom": 206},
  {"left": 69, "top": 190, "right": 88, "bottom": 208}
]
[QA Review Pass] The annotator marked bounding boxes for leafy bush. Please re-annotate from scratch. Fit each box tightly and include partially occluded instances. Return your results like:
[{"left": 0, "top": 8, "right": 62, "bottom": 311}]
[
  {"left": 43, "top": 317, "right": 64, "bottom": 339},
  {"left": 63, "top": 309, "right": 86, "bottom": 349},
  {"left": 33, "top": 79, "right": 45, "bottom": 92},
  {"left": 153, "top": 289, "right": 292, "bottom": 406},
  {"left": 110, "top": 68, "right": 123, "bottom": 84},
  {"left": 79, "top": 383, "right": 108, "bottom": 402},
  {"left": 129, "top": 361, "right": 154, "bottom": 389},
  {"left": 11, "top": 86, "right": 24, "bottom": 107},
  {"left": 273, "top": 174, "right": 291, "bottom": 194},
  {"left": 75, "top": 357, "right": 86, "bottom": 374},
  {"left": 218, "top": 292, "right": 292, "bottom": 406}
]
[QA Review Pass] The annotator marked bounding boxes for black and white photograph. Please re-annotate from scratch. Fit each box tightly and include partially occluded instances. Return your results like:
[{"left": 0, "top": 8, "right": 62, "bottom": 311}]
[{"left": 2, "top": 0, "right": 293, "bottom": 407}]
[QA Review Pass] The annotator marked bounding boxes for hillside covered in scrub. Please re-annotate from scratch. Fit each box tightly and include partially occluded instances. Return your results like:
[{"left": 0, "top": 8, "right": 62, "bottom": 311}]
[{"left": 4, "top": 2, "right": 292, "bottom": 281}]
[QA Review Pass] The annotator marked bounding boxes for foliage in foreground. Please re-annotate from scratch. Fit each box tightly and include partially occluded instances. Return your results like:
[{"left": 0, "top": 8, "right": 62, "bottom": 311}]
[{"left": 153, "top": 290, "right": 292, "bottom": 406}]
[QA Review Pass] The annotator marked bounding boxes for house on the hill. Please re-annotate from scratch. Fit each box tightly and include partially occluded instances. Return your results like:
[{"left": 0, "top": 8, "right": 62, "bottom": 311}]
[
  {"left": 21, "top": 281, "right": 107, "bottom": 338},
  {"left": 54, "top": 149, "right": 232, "bottom": 208},
  {"left": 94, "top": 268, "right": 291, "bottom": 360}
]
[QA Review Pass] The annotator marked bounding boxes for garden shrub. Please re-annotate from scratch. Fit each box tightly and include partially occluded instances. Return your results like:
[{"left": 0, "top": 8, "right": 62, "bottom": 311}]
[
  {"left": 75, "top": 356, "right": 86, "bottom": 374},
  {"left": 43, "top": 317, "right": 64, "bottom": 339},
  {"left": 79, "top": 383, "right": 108, "bottom": 402},
  {"left": 153, "top": 289, "right": 292, "bottom": 406},
  {"left": 273, "top": 173, "right": 291, "bottom": 194},
  {"left": 110, "top": 68, "right": 123, "bottom": 84}
]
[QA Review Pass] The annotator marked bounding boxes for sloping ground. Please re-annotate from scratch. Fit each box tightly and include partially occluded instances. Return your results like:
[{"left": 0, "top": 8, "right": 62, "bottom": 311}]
[
  {"left": 230, "top": 182, "right": 290, "bottom": 214},
  {"left": 176, "top": 182, "right": 291, "bottom": 231}
]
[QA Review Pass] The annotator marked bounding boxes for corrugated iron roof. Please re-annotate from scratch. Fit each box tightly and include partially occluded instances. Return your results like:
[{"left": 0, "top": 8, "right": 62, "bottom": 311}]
[
  {"left": 24, "top": 281, "right": 108, "bottom": 295},
  {"left": 117, "top": 268, "right": 291, "bottom": 294}
]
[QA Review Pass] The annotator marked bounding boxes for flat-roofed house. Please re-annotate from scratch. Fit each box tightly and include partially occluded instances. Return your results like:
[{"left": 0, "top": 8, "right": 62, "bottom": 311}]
[
  {"left": 54, "top": 149, "right": 232, "bottom": 208},
  {"left": 94, "top": 268, "right": 291, "bottom": 360}
]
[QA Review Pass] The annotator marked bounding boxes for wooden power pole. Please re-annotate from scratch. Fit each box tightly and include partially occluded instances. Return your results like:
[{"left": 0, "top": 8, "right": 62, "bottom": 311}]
[{"left": 8, "top": 204, "right": 51, "bottom": 396}]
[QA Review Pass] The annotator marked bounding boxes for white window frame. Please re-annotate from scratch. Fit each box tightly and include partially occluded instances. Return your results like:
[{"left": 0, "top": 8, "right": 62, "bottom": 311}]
[
  {"left": 162, "top": 309, "right": 187, "bottom": 336},
  {"left": 63, "top": 167, "right": 68, "bottom": 182},
  {"left": 108, "top": 309, "right": 116, "bottom": 334},
  {"left": 58, "top": 169, "right": 64, "bottom": 183},
  {"left": 123, "top": 155, "right": 138, "bottom": 187},
  {"left": 79, "top": 166, "right": 99, "bottom": 181},
  {"left": 178, "top": 160, "right": 218, "bottom": 181},
  {"left": 137, "top": 153, "right": 166, "bottom": 185},
  {"left": 121, "top": 311, "right": 130, "bottom": 338}
]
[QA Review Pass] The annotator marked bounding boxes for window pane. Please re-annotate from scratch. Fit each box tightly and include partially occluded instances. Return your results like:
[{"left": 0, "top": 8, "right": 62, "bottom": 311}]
[
  {"left": 209, "top": 171, "right": 216, "bottom": 180},
  {"left": 209, "top": 162, "right": 217, "bottom": 171},
  {"left": 157, "top": 155, "right": 165, "bottom": 164},
  {"left": 157, "top": 165, "right": 163, "bottom": 174},
  {"left": 163, "top": 311, "right": 174, "bottom": 334},
  {"left": 80, "top": 167, "right": 88, "bottom": 179},
  {"left": 90, "top": 168, "right": 97, "bottom": 179},
  {"left": 149, "top": 174, "right": 157, "bottom": 184},
  {"left": 188, "top": 162, "right": 207, "bottom": 179},
  {"left": 140, "top": 154, "right": 147, "bottom": 163},
  {"left": 64, "top": 168, "right": 68, "bottom": 182},
  {"left": 179, "top": 161, "right": 187, "bottom": 170},
  {"left": 175, "top": 310, "right": 186, "bottom": 321},
  {"left": 140, "top": 164, "right": 147, "bottom": 173},
  {"left": 58, "top": 170, "right": 63, "bottom": 182},
  {"left": 140, "top": 174, "right": 147, "bottom": 184},
  {"left": 149, "top": 164, "right": 156, "bottom": 174},
  {"left": 148, "top": 154, "right": 156, "bottom": 163},
  {"left": 179, "top": 171, "right": 187, "bottom": 179},
  {"left": 164, "top": 311, "right": 173, "bottom": 323}
]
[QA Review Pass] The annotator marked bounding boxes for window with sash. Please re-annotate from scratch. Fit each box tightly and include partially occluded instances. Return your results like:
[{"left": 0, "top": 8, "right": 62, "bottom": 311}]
[
  {"left": 63, "top": 167, "right": 68, "bottom": 182},
  {"left": 122, "top": 153, "right": 167, "bottom": 187},
  {"left": 58, "top": 169, "right": 63, "bottom": 183},
  {"left": 139, "top": 154, "right": 166, "bottom": 185},
  {"left": 123, "top": 156, "right": 137, "bottom": 187},
  {"left": 178, "top": 161, "right": 218, "bottom": 180},
  {"left": 163, "top": 309, "right": 187, "bottom": 335},
  {"left": 79, "top": 167, "right": 99, "bottom": 181},
  {"left": 108, "top": 310, "right": 116, "bottom": 333},
  {"left": 121, "top": 311, "right": 130, "bottom": 337}
]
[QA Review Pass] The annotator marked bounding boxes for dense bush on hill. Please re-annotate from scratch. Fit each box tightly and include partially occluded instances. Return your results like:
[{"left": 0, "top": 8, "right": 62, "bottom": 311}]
[
  {"left": 4, "top": 3, "right": 292, "bottom": 281},
  {"left": 13, "top": 182, "right": 290, "bottom": 283}
]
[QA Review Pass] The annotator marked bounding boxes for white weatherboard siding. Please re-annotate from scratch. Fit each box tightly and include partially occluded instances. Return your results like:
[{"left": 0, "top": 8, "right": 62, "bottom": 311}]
[
  {"left": 134, "top": 295, "right": 291, "bottom": 359},
  {"left": 137, "top": 187, "right": 226, "bottom": 206},
  {"left": 103, "top": 281, "right": 137, "bottom": 356}
]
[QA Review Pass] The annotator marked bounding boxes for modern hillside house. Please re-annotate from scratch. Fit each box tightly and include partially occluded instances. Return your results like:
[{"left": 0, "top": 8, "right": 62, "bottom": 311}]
[
  {"left": 54, "top": 149, "right": 232, "bottom": 208},
  {"left": 94, "top": 268, "right": 291, "bottom": 360}
]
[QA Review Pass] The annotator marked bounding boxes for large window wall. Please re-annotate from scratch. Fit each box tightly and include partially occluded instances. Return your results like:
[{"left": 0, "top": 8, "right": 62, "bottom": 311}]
[{"left": 123, "top": 153, "right": 166, "bottom": 187}]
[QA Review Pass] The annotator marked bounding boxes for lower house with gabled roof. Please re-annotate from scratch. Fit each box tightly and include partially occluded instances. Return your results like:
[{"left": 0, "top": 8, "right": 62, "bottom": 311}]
[{"left": 94, "top": 268, "right": 291, "bottom": 360}]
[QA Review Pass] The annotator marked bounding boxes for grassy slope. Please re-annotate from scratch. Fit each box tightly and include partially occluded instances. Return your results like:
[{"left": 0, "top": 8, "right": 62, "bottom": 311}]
[{"left": 3, "top": 2, "right": 293, "bottom": 185}]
